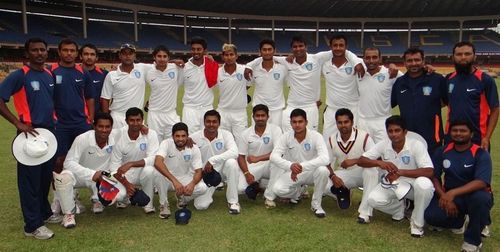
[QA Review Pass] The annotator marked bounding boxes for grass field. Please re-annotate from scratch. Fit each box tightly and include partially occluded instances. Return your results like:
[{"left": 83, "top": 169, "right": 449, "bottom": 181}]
[{"left": 0, "top": 78, "right": 498, "bottom": 252}]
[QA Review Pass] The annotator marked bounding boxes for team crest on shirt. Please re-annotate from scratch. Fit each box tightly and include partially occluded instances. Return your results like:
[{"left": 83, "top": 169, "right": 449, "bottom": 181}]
[
  {"left": 443, "top": 159, "right": 451, "bottom": 169},
  {"left": 215, "top": 142, "right": 224, "bottom": 150},
  {"left": 263, "top": 136, "right": 270, "bottom": 144},
  {"left": 236, "top": 73, "right": 243, "bottom": 81},
  {"left": 304, "top": 143, "right": 311, "bottom": 151},
  {"left": 345, "top": 67, "right": 353, "bottom": 75},
  {"left": 30, "top": 81, "right": 40, "bottom": 91},
  {"left": 448, "top": 83, "right": 455, "bottom": 93},
  {"left": 305, "top": 63, "right": 313, "bottom": 71},
  {"left": 56, "top": 75, "right": 63, "bottom": 84},
  {"left": 377, "top": 75, "right": 385, "bottom": 83},
  {"left": 401, "top": 156, "right": 410, "bottom": 165},
  {"left": 139, "top": 143, "right": 147, "bottom": 151},
  {"left": 422, "top": 86, "right": 432, "bottom": 96},
  {"left": 133, "top": 70, "right": 141, "bottom": 78},
  {"left": 273, "top": 72, "right": 280, "bottom": 80},
  {"left": 168, "top": 71, "right": 175, "bottom": 79},
  {"left": 106, "top": 146, "right": 113, "bottom": 153},
  {"left": 183, "top": 154, "right": 191, "bottom": 161}
]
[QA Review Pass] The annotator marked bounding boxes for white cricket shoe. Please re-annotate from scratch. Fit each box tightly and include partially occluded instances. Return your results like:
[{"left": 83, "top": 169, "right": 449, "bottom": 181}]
[
  {"left": 62, "top": 214, "right": 76, "bottom": 229},
  {"left": 452, "top": 215, "right": 469, "bottom": 234},
  {"left": 264, "top": 199, "right": 276, "bottom": 209},
  {"left": 159, "top": 204, "right": 171, "bottom": 219},
  {"left": 461, "top": 241, "right": 482, "bottom": 252},
  {"left": 143, "top": 205, "right": 155, "bottom": 214},
  {"left": 410, "top": 220, "right": 424, "bottom": 238},
  {"left": 75, "top": 199, "right": 86, "bottom": 214},
  {"left": 228, "top": 203, "right": 241, "bottom": 214},
  {"left": 311, "top": 207, "right": 326, "bottom": 218},
  {"left": 24, "top": 226, "right": 54, "bottom": 240},
  {"left": 116, "top": 199, "right": 130, "bottom": 209},
  {"left": 92, "top": 201, "right": 104, "bottom": 214},
  {"left": 481, "top": 225, "right": 490, "bottom": 238}
]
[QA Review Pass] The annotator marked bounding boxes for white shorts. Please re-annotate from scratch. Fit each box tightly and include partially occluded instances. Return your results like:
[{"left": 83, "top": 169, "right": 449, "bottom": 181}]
[
  {"left": 218, "top": 108, "right": 248, "bottom": 145},
  {"left": 357, "top": 116, "right": 389, "bottom": 143},
  {"left": 282, "top": 104, "right": 318, "bottom": 133},
  {"left": 182, "top": 105, "right": 213, "bottom": 134},
  {"left": 147, "top": 110, "right": 181, "bottom": 142}
]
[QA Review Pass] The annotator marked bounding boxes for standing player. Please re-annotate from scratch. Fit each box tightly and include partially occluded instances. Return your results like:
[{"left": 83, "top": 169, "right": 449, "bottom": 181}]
[
  {"left": 391, "top": 48, "right": 447, "bottom": 153},
  {"left": 80, "top": 43, "right": 108, "bottom": 114},
  {"left": 425, "top": 120, "right": 493, "bottom": 252},
  {"left": 246, "top": 39, "right": 287, "bottom": 128},
  {"left": 237, "top": 104, "right": 283, "bottom": 208},
  {"left": 53, "top": 113, "right": 115, "bottom": 228},
  {"left": 270, "top": 109, "right": 330, "bottom": 217},
  {"left": 357, "top": 47, "right": 401, "bottom": 143},
  {"left": 325, "top": 108, "right": 378, "bottom": 223},
  {"left": 217, "top": 43, "right": 250, "bottom": 144},
  {"left": 0, "top": 38, "right": 58, "bottom": 239},
  {"left": 154, "top": 122, "right": 212, "bottom": 217},
  {"left": 180, "top": 37, "right": 217, "bottom": 134},
  {"left": 358, "top": 115, "right": 435, "bottom": 237},
  {"left": 445, "top": 41, "right": 499, "bottom": 150},
  {"left": 190, "top": 110, "right": 240, "bottom": 214},
  {"left": 109, "top": 107, "right": 166, "bottom": 213},
  {"left": 321, "top": 35, "right": 364, "bottom": 139},
  {"left": 101, "top": 44, "right": 150, "bottom": 129},
  {"left": 145, "top": 45, "right": 181, "bottom": 141}
]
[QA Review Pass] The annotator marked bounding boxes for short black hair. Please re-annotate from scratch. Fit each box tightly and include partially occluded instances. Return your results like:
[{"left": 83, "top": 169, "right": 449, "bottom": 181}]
[
  {"left": 58, "top": 38, "right": 78, "bottom": 51},
  {"left": 252, "top": 104, "right": 269, "bottom": 116},
  {"left": 449, "top": 119, "right": 474, "bottom": 132},
  {"left": 125, "top": 107, "right": 144, "bottom": 120},
  {"left": 385, "top": 115, "right": 407, "bottom": 131},
  {"left": 329, "top": 34, "right": 348, "bottom": 46},
  {"left": 152, "top": 45, "right": 170, "bottom": 56},
  {"left": 24, "top": 38, "right": 47, "bottom": 53},
  {"left": 335, "top": 108, "right": 354, "bottom": 122},
  {"left": 191, "top": 36, "right": 207, "bottom": 49},
  {"left": 172, "top": 122, "right": 189, "bottom": 136},
  {"left": 94, "top": 112, "right": 113, "bottom": 126},
  {"left": 453, "top": 41, "right": 476, "bottom": 55},
  {"left": 204, "top": 109, "right": 221, "bottom": 122},
  {"left": 363, "top": 47, "right": 381, "bottom": 58},
  {"left": 80, "top": 43, "right": 98, "bottom": 55},
  {"left": 259, "top": 39, "right": 275, "bottom": 50},
  {"left": 290, "top": 35, "right": 307, "bottom": 47},
  {"left": 403, "top": 47, "right": 424, "bottom": 60},
  {"left": 290, "top": 108, "right": 307, "bottom": 120}
]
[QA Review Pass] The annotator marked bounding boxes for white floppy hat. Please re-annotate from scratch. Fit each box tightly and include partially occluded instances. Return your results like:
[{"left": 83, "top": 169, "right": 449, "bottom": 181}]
[{"left": 12, "top": 128, "right": 57, "bottom": 166}]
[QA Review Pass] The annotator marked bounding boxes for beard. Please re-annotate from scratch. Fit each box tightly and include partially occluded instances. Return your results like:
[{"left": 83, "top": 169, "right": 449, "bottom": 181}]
[{"left": 454, "top": 61, "right": 473, "bottom": 74}]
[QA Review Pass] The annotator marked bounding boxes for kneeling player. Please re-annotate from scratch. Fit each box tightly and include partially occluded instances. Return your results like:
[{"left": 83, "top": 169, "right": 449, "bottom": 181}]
[
  {"left": 53, "top": 113, "right": 115, "bottom": 228},
  {"left": 237, "top": 104, "right": 282, "bottom": 208},
  {"left": 325, "top": 108, "right": 379, "bottom": 223},
  {"left": 154, "top": 122, "right": 211, "bottom": 218}
]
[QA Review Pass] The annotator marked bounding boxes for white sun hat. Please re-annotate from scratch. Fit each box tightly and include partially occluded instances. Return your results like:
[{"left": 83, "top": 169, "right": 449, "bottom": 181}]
[{"left": 12, "top": 128, "right": 57, "bottom": 166}]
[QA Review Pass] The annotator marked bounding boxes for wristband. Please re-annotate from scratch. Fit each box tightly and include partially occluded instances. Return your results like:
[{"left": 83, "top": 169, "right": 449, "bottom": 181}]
[{"left": 244, "top": 171, "right": 250, "bottom": 175}]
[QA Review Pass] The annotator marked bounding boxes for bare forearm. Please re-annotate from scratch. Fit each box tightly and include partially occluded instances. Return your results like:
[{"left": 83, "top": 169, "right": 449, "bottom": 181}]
[
  {"left": 398, "top": 168, "right": 434, "bottom": 178},
  {"left": 447, "top": 180, "right": 487, "bottom": 198},
  {"left": 101, "top": 98, "right": 110, "bottom": 113},
  {"left": 192, "top": 169, "right": 202, "bottom": 184},
  {"left": 237, "top": 155, "right": 249, "bottom": 173},
  {"left": 485, "top": 108, "right": 499, "bottom": 140},
  {"left": 0, "top": 101, "right": 21, "bottom": 127},
  {"left": 358, "top": 156, "right": 380, "bottom": 168}
]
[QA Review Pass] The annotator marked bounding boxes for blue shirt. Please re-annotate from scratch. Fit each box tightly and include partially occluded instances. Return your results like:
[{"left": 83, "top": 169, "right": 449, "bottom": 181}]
[
  {"left": 446, "top": 70, "right": 499, "bottom": 145},
  {"left": 51, "top": 63, "right": 95, "bottom": 127},
  {"left": 391, "top": 72, "right": 448, "bottom": 151},
  {"left": 87, "top": 66, "right": 108, "bottom": 113},
  {"left": 432, "top": 143, "right": 492, "bottom": 191},
  {"left": 0, "top": 65, "right": 55, "bottom": 128}
]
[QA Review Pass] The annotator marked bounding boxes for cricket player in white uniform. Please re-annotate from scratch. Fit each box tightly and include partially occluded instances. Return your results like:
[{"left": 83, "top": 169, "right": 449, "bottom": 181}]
[
  {"left": 322, "top": 35, "right": 365, "bottom": 140},
  {"left": 145, "top": 45, "right": 181, "bottom": 141},
  {"left": 324, "top": 108, "right": 378, "bottom": 223},
  {"left": 180, "top": 37, "right": 215, "bottom": 134},
  {"left": 154, "top": 122, "right": 211, "bottom": 217},
  {"left": 358, "top": 115, "right": 435, "bottom": 237},
  {"left": 357, "top": 47, "right": 402, "bottom": 143},
  {"left": 270, "top": 108, "right": 330, "bottom": 217},
  {"left": 217, "top": 43, "right": 250, "bottom": 144},
  {"left": 53, "top": 113, "right": 115, "bottom": 228},
  {"left": 109, "top": 107, "right": 167, "bottom": 214},
  {"left": 246, "top": 39, "right": 287, "bottom": 128},
  {"left": 101, "top": 44, "right": 151, "bottom": 129},
  {"left": 237, "top": 104, "right": 283, "bottom": 208},
  {"left": 190, "top": 110, "right": 241, "bottom": 214}
]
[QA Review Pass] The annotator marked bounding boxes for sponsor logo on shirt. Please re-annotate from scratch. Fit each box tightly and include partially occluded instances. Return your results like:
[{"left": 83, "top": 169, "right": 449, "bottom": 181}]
[
  {"left": 48, "top": 83, "right": 54, "bottom": 87},
  {"left": 400, "top": 89, "right": 408, "bottom": 94},
  {"left": 168, "top": 154, "right": 176, "bottom": 158},
  {"left": 75, "top": 79, "right": 83, "bottom": 82},
  {"left": 422, "top": 86, "right": 432, "bottom": 96},
  {"left": 464, "top": 164, "right": 473, "bottom": 168},
  {"left": 93, "top": 80, "right": 101, "bottom": 83},
  {"left": 30, "top": 81, "right": 40, "bottom": 91},
  {"left": 466, "top": 88, "right": 476, "bottom": 92}
]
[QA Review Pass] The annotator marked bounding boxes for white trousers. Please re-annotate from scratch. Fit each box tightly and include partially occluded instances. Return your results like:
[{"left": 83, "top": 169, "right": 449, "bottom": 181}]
[
  {"left": 322, "top": 105, "right": 358, "bottom": 140},
  {"left": 110, "top": 111, "right": 126, "bottom": 129},
  {"left": 273, "top": 166, "right": 329, "bottom": 210},
  {"left": 357, "top": 116, "right": 389, "bottom": 143},
  {"left": 198, "top": 159, "right": 240, "bottom": 205},
  {"left": 237, "top": 160, "right": 282, "bottom": 201},
  {"left": 147, "top": 110, "right": 180, "bottom": 142},
  {"left": 324, "top": 167, "right": 380, "bottom": 218},
  {"left": 160, "top": 175, "right": 211, "bottom": 210},
  {"left": 182, "top": 105, "right": 213, "bottom": 134},
  {"left": 367, "top": 176, "right": 434, "bottom": 228},
  {"left": 54, "top": 170, "right": 99, "bottom": 214},
  {"left": 114, "top": 166, "right": 166, "bottom": 209},
  {"left": 282, "top": 104, "right": 319, "bottom": 133},
  {"left": 218, "top": 108, "right": 248, "bottom": 145}
]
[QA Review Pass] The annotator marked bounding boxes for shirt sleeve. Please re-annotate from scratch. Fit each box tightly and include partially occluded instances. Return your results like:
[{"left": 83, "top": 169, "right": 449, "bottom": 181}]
[
  {"left": 413, "top": 140, "right": 434, "bottom": 168},
  {"left": 246, "top": 57, "right": 263, "bottom": 69},
  {"left": 313, "top": 50, "right": 333, "bottom": 65},
  {"left": 438, "top": 74, "right": 448, "bottom": 105},
  {"left": 364, "top": 135, "right": 376, "bottom": 151},
  {"left": 474, "top": 149, "right": 492, "bottom": 186},
  {"left": 191, "top": 146, "right": 203, "bottom": 171},
  {"left": 362, "top": 141, "right": 385, "bottom": 160},
  {"left": 156, "top": 140, "right": 168, "bottom": 158},
  {"left": 390, "top": 80, "right": 400, "bottom": 108},
  {"left": 345, "top": 50, "right": 363, "bottom": 66},
  {"left": 326, "top": 136, "right": 337, "bottom": 167},
  {"left": 270, "top": 134, "right": 292, "bottom": 171},
  {"left": 63, "top": 134, "right": 97, "bottom": 181},
  {"left": 100, "top": 73, "right": 113, "bottom": 99},
  {"left": 300, "top": 133, "right": 330, "bottom": 171},
  {"left": 272, "top": 56, "right": 288, "bottom": 65},
  {"left": 431, "top": 147, "right": 444, "bottom": 179},
  {"left": 207, "top": 131, "right": 239, "bottom": 165},
  {"left": 144, "top": 131, "right": 160, "bottom": 167},
  {"left": 0, "top": 70, "right": 24, "bottom": 102},
  {"left": 109, "top": 140, "right": 123, "bottom": 173},
  {"left": 483, "top": 75, "right": 499, "bottom": 109},
  {"left": 237, "top": 131, "right": 248, "bottom": 156}
]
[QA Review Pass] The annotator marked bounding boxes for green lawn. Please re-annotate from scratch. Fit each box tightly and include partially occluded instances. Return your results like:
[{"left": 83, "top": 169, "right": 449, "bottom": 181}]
[{"left": 0, "top": 79, "right": 498, "bottom": 252}]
